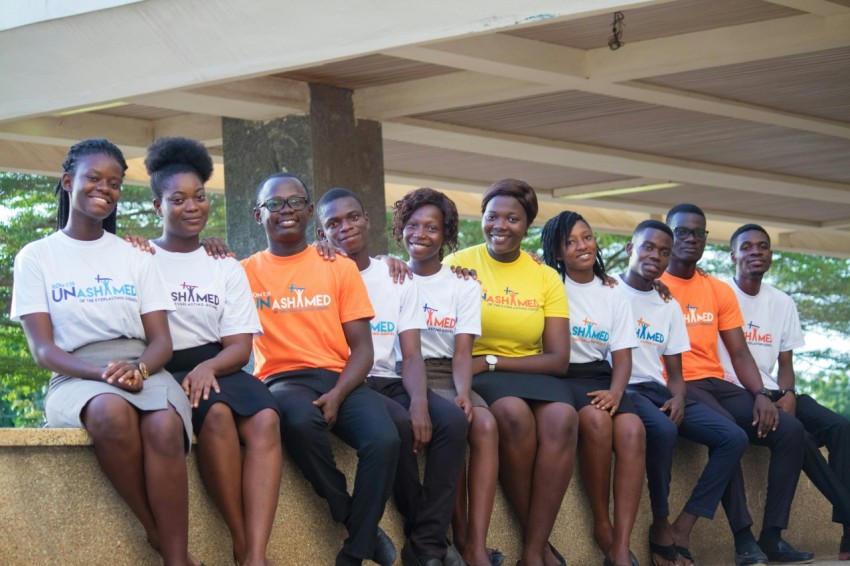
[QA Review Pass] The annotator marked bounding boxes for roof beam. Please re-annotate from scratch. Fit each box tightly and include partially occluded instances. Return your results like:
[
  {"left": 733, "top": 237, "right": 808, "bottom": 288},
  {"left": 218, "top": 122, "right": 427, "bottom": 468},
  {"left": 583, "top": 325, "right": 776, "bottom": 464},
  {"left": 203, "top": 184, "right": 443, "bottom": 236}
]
[
  {"left": 131, "top": 77, "right": 310, "bottom": 121},
  {"left": 0, "top": 0, "right": 657, "bottom": 121},
  {"left": 761, "top": 0, "right": 850, "bottom": 16},
  {"left": 382, "top": 119, "right": 850, "bottom": 205},
  {"left": 381, "top": 27, "right": 850, "bottom": 139},
  {"left": 586, "top": 13, "right": 850, "bottom": 82},
  {"left": 551, "top": 178, "right": 670, "bottom": 198}
]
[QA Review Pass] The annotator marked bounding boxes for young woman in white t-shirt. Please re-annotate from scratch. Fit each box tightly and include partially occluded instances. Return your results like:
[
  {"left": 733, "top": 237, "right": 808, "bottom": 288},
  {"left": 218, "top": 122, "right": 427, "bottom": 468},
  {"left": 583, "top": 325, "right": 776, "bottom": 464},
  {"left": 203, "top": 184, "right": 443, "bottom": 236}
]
[
  {"left": 144, "top": 136, "right": 282, "bottom": 566},
  {"left": 391, "top": 187, "right": 502, "bottom": 566},
  {"left": 11, "top": 138, "right": 198, "bottom": 566},
  {"left": 542, "top": 211, "right": 646, "bottom": 566}
]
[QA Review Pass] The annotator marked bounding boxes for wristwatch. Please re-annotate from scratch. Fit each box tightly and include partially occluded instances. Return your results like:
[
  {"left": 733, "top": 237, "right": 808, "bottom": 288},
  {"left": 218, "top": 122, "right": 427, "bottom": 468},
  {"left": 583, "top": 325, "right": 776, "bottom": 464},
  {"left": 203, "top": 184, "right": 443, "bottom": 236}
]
[
  {"left": 757, "top": 386, "right": 771, "bottom": 398},
  {"left": 780, "top": 386, "right": 796, "bottom": 397},
  {"left": 136, "top": 362, "right": 149, "bottom": 381},
  {"left": 485, "top": 355, "right": 498, "bottom": 372}
]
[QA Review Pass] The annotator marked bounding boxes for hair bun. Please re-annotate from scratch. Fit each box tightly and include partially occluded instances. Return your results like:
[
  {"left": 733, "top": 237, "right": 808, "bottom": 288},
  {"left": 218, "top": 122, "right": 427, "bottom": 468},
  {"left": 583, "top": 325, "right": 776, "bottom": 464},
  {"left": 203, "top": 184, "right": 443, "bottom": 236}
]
[{"left": 144, "top": 136, "right": 213, "bottom": 183}]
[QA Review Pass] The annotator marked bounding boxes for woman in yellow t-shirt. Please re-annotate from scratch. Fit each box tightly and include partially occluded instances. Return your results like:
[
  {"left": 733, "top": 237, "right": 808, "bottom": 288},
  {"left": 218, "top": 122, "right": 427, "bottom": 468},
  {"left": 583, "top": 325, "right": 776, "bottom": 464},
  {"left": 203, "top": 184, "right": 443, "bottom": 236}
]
[{"left": 444, "top": 178, "right": 575, "bottom": 566}]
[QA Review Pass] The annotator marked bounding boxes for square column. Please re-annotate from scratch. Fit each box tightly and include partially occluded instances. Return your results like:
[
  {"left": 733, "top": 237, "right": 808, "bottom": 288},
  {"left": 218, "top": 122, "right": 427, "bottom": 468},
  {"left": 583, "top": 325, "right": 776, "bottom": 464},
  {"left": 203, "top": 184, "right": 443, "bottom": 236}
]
[{"left": 223, "top": 83, "right": 386, "bottom": 259}]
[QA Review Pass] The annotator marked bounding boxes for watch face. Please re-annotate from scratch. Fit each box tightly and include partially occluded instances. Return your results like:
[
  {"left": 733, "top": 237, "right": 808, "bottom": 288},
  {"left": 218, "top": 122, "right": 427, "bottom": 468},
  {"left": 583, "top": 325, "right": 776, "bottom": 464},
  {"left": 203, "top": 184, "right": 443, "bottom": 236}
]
[{"left": 485, "top": 355, "right": 497, "bottom": 365}]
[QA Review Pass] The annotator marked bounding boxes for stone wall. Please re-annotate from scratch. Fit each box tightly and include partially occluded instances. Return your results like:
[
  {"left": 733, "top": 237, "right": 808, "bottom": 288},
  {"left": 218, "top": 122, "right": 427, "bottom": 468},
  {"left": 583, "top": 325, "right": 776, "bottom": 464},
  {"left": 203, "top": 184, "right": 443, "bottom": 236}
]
[{"left": 0, "top": 428, "right": 839, "bottom": 565}]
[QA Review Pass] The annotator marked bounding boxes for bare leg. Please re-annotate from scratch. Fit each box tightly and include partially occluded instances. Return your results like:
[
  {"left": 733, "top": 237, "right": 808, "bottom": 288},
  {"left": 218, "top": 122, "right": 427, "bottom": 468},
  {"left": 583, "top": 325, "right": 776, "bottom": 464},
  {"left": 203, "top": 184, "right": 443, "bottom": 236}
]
[
  {"left": 81, "top": 394, "right": 159, "bottom": 545},
  {"left": 139, "top": 406, "right": 192, "bottom": 566},
  {"left": 235, "top": 409, "right": 282, "bottom": 566},
  {"left": 197, "top": 403, "right": 248, "bottom": 562},
  {"left": 611, "top": 414, "right": 645, "bottom": 566},
  {"left": 452, "top": 464, "right": 470, "bottom": 553},
  {"left": 463, "top": 407, "right": 500, "bottom": 566},
  {"left": 578, "top": 406, "right": 615, "bottom": 559},
  {"left": 526, "top": 402, "right": 578, "bottom": 566},
  {"left": 490, "top": 397, "right": 537, "bottom": 536}
]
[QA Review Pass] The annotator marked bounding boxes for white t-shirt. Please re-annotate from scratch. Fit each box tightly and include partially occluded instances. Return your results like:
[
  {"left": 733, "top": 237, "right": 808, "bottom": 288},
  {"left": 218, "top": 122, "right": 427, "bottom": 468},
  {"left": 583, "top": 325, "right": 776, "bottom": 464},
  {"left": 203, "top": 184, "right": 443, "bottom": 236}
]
[
  {"left": 617, "top": 276, "right": 691, "bottom": 386},
  {"left": 11, "top": 231, "right": 174, "bottom": 352},
  {"left": 360, "top": 258, "right": 426, "bottom": 379},
  {"left": 564, "top": 276, "right": 637, "bottom": 363},
  {"left": 719, "top": 279, "right": 805, "bottom": 390},
  {"left": 151, "top": 244, "right": 262, "bottom": 351},
  {"left": 395, "top": 264, "right": 481, "bottom": 360}
]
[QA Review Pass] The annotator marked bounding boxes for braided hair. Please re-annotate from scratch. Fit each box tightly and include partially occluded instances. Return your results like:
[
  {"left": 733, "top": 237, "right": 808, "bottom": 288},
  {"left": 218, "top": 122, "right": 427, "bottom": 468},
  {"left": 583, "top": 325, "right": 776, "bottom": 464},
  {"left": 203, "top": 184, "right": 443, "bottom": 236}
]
[
  {"left": 541, "top": 210, "right": 607, "bottom": 282},
  {"left": 144, "top": 136, "right": 213, "bottom": 199},
  {"left": 391, "top": 187, "right": 459, "bottom": 260},
  {"left": 56, "top": 138, "right": 128, "bottom": 233}
]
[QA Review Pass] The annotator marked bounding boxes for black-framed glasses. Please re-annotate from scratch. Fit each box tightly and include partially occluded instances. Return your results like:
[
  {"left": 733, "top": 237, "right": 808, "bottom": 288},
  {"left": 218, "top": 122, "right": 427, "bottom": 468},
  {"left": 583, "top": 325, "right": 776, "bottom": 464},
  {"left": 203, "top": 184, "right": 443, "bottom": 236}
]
[
  {"left": 673, "top": 227, "right": 709, "bottom": 241},
  {"left": 258, "top": 196, "right": 309, "bottom": 212}
]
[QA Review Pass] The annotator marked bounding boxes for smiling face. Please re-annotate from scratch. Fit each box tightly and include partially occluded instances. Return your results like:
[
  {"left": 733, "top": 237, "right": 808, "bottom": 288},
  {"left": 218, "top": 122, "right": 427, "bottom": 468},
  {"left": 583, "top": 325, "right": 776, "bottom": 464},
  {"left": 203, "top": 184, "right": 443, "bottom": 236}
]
[
  {"left": 62, "top": 153, "right": 124, "bottom": 223},
  {"left": 317, "top": 196, "right": 370, "bottom": 257},
  {"left": 482, "top": 195, "right": 528, "bottom": 261},
  {"left": 669, "top": 211, "right": 707, "bottom": 265},
  {"left": 255, "top": 177, "right": 313, "bottom": 248},
  {"left": 732, "top": 229, "right": 772, "bottom": 278},
  {"left": 403, "top": 204, "right": 444, "bottom": 263},
  {"left": 627, "top": 227, "right": 673, "bottom": 283},
  {"left": 155, "top": 171, "right": 209, "bottom": 240},
  {"left": 559, "top": 220, "right": 597, "bottom": 275}
]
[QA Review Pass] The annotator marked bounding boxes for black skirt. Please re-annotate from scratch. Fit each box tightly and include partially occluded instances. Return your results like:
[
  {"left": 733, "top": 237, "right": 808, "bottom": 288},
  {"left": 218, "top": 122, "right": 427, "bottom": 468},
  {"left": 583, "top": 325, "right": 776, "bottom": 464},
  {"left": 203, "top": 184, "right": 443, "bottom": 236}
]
[
  {"left": 166, "top": 343, "right": 279, "bottom": 432},
  {"left": 565, "top": 360, "right": 636, "bottom": 414},
  {"left": 472, "top": 370, "right": 576, "bottom": 407}
]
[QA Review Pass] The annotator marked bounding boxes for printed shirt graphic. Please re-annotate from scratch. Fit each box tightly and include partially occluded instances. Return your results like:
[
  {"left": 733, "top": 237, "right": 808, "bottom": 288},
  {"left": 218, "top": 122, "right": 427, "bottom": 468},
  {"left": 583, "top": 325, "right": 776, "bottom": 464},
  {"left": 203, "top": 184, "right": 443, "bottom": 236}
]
[
  {"left": 617, "top": 276, "right": 690, "bottom": 386},
  {"left": 151, "top": 245, "right": 261, "bottom": 350},
  {"left": 719, "top": 280, "right": 804, "bottom": 390},
  {"left": 444, "top": 244, "right": 568, "bottom": 358},
  {"left": 360, "top": 258, "right": 427, "bottom": 379},
  {"left": 11, "top": 231, "right": 174, "bottom": 352},
  {"left": 240, "top": 248, "right": 374, "bottom": 379},
  {"left": 659, "top": 271, "right": 744, "bottom": 381},
  {"left": 398, "top": 264, "right": 482, "bottom": 361},
  {"left": 563, "top": 276, "right": 637, "bottom": 363}
]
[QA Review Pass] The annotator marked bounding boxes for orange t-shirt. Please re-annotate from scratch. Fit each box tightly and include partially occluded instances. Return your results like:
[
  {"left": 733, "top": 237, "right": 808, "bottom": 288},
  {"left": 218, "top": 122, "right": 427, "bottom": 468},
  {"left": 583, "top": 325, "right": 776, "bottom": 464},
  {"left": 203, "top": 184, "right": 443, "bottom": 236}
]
[
  {"left": 240, "top": 248, "right": 374, "bottom": 379},
  {"left": 659, "top": 271, "right": 744, "bottom": 381}
]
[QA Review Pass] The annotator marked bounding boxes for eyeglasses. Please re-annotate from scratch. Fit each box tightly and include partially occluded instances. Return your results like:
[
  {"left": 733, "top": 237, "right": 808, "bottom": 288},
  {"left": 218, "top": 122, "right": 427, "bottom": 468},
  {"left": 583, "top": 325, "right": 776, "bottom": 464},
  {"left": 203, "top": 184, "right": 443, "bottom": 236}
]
[
  {"left": 673, "top": 227, "right": 709, "bottom": 241},
  {"left": 258, "top": 196, "right": 309, "bottom": 212}
]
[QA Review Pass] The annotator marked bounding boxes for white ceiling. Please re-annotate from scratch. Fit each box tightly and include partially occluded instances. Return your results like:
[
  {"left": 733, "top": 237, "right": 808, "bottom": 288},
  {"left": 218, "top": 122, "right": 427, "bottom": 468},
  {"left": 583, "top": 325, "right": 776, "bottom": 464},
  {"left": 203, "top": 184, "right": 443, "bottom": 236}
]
[{"left": 1, "top": 0, "right": 849, "bottom": 256}]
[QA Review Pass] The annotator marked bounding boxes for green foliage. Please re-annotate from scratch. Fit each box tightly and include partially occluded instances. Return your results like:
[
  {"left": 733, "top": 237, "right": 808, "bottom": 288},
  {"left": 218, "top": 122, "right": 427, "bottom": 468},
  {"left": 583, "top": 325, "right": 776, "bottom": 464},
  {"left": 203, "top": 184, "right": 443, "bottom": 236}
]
[
  {"left": 799, "top": 371, "right": 850, "bottom": 419},
  {"left": 0, "top": 172, "right": 226, "bottom": 426}
]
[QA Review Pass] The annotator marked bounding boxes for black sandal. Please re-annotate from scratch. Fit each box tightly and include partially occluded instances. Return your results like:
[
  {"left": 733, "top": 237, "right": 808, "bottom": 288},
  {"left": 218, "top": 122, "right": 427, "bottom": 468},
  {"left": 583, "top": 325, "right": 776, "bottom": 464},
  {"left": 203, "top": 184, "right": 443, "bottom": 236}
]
[
  {"left": 649, "top": 539, "right": 679, "bottom": 566},
  {"left": 674, "top": 544, "right": 696, "bottom": 565}
]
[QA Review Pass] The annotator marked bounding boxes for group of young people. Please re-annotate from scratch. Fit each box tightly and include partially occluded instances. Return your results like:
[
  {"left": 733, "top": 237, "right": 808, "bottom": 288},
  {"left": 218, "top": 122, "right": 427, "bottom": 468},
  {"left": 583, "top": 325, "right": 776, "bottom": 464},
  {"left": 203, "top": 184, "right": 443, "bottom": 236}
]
[{"left": 9, "top": 136, "right": 850, "bottom": 566}]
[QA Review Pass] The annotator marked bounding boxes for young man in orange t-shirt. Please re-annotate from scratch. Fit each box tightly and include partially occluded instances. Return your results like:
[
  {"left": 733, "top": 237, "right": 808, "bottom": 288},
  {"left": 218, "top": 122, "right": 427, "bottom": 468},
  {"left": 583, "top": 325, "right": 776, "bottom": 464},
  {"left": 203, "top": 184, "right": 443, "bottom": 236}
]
[
  {"left": 241, "top": 173, "right": 400, "bottom": 566},
  {"left": 659, "top": 203, "right": 810, "bottom": 566}
]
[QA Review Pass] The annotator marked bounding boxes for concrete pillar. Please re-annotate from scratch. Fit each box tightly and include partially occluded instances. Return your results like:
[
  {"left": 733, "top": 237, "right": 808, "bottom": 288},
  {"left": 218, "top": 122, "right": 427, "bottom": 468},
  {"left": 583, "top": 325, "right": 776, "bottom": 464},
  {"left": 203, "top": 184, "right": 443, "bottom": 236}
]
[{"left": 222, "top": 83, "right": 386, "bottom": 259}]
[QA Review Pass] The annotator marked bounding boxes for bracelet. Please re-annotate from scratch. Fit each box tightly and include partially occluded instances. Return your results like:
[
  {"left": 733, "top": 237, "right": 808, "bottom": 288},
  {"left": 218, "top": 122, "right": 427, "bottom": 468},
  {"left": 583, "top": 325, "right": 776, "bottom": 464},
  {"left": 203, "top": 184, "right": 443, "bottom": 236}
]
[{"left": 130, "top": 361, "right": 149, "bottom": 380}]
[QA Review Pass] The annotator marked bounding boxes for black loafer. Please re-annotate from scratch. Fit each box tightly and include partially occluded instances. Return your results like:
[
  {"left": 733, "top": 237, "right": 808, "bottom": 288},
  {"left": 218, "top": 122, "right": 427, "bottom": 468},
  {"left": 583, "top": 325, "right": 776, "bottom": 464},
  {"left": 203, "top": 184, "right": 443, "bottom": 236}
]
[
  {"left": 760, "top": 538, "right": 814, "bottom": 564},
  {"left": 401, "top": 539, "right": 442, "bottom": 566},
  {"left": 373, "top": 527, "right": 397, "bottom": 566},
  {"left": 734, "top": 540, "right": 768, "bottom": 566}
]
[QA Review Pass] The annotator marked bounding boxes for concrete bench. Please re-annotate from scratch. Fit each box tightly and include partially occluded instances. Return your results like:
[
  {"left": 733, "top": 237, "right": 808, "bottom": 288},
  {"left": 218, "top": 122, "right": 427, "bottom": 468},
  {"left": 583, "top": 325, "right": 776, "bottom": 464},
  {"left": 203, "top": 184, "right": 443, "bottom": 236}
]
[{"left": 0, "top": 427, "right": 840, "bottom": 565}]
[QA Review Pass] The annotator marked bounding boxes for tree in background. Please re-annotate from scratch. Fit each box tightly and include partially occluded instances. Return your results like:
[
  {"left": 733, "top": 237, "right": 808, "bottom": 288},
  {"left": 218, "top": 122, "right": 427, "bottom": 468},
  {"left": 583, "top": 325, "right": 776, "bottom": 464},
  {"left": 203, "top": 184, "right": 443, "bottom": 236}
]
[
  {"left": 2, "top": 178, "right": 846, "bottom": 425},
  {"left": 0, "top": 172, "right": 225, "bottom": 426}
]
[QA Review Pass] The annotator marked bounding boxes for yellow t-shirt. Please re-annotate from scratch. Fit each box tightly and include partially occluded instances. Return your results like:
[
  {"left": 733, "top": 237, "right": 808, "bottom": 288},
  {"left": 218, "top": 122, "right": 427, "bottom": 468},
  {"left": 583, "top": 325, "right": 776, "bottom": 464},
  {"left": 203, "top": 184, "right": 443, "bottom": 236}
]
[{"left": 444, "top": 244, "right": 569, "bottom": 358}]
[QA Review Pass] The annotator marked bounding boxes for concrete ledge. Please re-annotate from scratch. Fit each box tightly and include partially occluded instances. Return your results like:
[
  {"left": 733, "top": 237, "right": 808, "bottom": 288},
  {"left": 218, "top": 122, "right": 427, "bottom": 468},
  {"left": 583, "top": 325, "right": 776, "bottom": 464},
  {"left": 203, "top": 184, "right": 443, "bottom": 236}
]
[{"left": 0, "top": 428, "right": 841, "bottom": 565}]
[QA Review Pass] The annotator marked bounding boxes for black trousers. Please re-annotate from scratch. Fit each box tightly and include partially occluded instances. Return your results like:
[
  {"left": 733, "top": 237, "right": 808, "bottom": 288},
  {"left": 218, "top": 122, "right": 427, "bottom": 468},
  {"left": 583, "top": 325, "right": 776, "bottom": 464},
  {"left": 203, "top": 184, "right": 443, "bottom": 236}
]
[
  {"left": 795, "top": 394, "right": 850, "bottom": 525},
  {"left": 628, "top": 381, "right": 748, "bottom": 520},
  {"left": 266, "top": 369, "right": 400, "bottom": 561},
  {"left": 367, "top": 375, "right": 469, "bottom": 559},
  {"left": 686, "top": 377, "right": 805, "bottom": 532}
]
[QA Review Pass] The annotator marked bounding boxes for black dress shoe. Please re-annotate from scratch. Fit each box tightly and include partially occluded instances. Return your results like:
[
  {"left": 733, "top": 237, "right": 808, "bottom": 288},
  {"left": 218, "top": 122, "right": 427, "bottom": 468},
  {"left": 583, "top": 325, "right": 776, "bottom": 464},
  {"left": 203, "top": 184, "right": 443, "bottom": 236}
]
[
  {"left": 401, "top": 539, "right": 443, "bottom": 566},
  {"left": 759, "top": 538, "right": 814, "bottom": 564},
  {"left": 734, "top": 540, "right": 768, "bottom": 566},
  {"left": 373, "top": 527, "right": 397, "bottom": 566}
]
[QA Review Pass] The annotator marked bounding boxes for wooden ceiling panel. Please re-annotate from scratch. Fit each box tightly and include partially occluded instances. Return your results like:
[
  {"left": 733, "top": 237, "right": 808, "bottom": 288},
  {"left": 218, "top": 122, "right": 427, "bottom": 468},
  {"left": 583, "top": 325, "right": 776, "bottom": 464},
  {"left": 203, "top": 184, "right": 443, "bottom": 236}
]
[
  {"left": 96, "top": 104, "right": 184, "bottom": 120},
  {"left": 641, "top": 47, "right": 850, "bottom": 123},
  {"left": 504, "top": 0, "right": 802, "bottom": 50},
  {"left": 278, "top": 54, "right": 456, "bottom": 89},
  {"left": 616, "top": 183, "right": 850, "bottom": 225},
  {"left": 417, "top": 91, "right": 850, "bottom": 184},
  {"left": 383, "top": 140, "right": 631, "bottom": 190}
]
